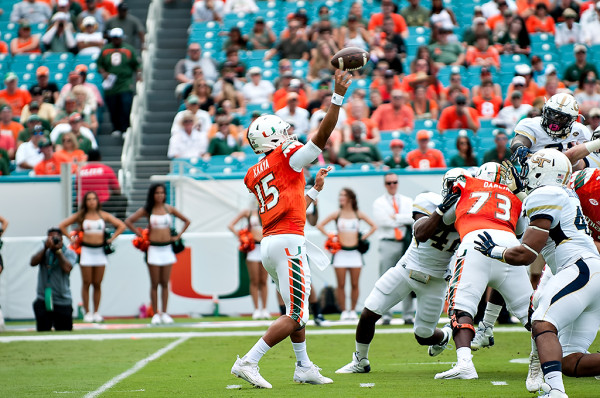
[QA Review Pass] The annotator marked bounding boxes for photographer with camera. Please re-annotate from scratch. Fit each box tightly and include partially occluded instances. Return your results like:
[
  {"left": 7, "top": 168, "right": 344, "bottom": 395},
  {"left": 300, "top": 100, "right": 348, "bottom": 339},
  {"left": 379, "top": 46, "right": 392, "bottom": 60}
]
[
  {"left": 41, "top": 11, "right": 77, "bottom": 53},
  {"left": 31, "top": 227, "right": 77, "bottom": 332}
]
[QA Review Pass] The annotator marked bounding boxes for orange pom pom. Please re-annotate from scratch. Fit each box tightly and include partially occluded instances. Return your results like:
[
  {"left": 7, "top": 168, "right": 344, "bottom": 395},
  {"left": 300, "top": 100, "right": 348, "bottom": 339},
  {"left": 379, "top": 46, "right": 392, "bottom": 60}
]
[
  {"left": 324, "top": 233, "right": 341, "bottom": 254},
  {"left": 238, "top": 228, "right": 256, "bottom": 253},
  {"left": 132, "top": 228, "right": 150, "bottom": 252}
]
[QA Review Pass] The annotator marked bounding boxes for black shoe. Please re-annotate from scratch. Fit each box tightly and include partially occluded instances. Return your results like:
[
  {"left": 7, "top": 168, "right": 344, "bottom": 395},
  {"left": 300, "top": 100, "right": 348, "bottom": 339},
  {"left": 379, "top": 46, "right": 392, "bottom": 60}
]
[
  {"left": 314, "top": 314, "right": 326, "bottom": 327},
  {"left": 403, "top": 318, "right": 414, "bottom": 325}
]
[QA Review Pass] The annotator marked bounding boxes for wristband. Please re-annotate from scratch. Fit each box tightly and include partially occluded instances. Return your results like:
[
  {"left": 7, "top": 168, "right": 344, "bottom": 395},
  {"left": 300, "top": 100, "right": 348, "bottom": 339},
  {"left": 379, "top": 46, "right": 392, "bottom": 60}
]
[
  {"left": 435, "top": 207, "right": 444, "bottom": 216},
  {"left": 307, "top": 187, "right": 320, "bottom": 200},
  {"left": 490, "top": 246, "right": 507, "bottom": 261},
  {"left": 585, "top": 139, "right": 600, "bottom": 154},
  {"left": 331, "top": 93, "right": 344, "bottom": 106}
]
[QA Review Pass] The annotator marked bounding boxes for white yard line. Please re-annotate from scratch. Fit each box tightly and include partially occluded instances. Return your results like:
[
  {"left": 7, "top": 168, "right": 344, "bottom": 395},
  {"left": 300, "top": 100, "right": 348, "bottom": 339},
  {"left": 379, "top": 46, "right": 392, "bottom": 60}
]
[
  {"left": 83, "top": 337, "right": 188, "bottom": 398},
  {"left": 0, "top": 326, "right": 528, "bottom": 343}
]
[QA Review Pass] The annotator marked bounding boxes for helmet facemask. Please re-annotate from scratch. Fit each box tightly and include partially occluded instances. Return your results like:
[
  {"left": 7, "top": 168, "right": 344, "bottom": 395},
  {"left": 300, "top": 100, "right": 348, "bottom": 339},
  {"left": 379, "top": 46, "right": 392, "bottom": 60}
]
[{"left": 541, "top": 107, "right": 576, "bottom": 139}]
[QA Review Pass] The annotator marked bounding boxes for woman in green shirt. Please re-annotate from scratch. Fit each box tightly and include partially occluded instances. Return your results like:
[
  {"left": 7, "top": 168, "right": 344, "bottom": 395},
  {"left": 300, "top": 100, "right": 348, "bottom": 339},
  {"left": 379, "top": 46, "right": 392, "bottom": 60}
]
[{"left": 449, "top": 136, "right": 478, "bottom": 167}]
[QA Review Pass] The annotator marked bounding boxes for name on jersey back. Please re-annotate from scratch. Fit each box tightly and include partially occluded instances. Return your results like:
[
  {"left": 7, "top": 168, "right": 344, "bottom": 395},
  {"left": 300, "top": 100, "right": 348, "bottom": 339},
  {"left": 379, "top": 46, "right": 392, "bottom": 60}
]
[{"left": 253, "top": 159, "right": 270, "bottom": 178}]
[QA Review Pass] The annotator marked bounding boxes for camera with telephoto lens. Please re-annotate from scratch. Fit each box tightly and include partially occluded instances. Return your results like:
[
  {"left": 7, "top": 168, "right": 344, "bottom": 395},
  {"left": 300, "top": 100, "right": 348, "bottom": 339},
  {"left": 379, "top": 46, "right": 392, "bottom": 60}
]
[{"left": 52, "top": 236, "right": 61, "bottom": 245}]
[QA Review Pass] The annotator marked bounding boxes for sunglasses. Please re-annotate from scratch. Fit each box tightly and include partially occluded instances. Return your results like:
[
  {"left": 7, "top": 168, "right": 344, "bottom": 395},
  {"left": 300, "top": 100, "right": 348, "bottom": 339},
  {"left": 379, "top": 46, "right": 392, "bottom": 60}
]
[
  {"left": 385, "top": 181, "right": 398, "bottom": 186},
  {"left": 33, "top": 131, "right": 44, "bottom": 135}
]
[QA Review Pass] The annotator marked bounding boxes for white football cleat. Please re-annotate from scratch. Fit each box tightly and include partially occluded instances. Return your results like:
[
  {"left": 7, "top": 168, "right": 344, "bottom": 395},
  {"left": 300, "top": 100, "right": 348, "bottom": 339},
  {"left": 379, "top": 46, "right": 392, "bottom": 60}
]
[
  {"left": 293, "top": 362, "right": 333, "bottom": 384},
  {"left": 161, "top": 313, "right": 174, "bottom": 324},
  {"left": 151, "top": 313, "right": 162, "bottom": 325},
  {"left": 93, "top": 312, "right": 103, "bottom": 323},
  {"left": 526, "top": 351, "right": 544, "bottom": 393},
  {"left": 434, "top": 359, "right": 478, "bottom": 380},
  {"left": 231, "top": 356, "right": 272, "bottom": 389},
  {"left": 83, "top": 312, "right": 94, "bottom": 323},
  {"left": 471, "top": 321, "right": 494, "bottom": 351},
  {"left": 429, "top": 324, "right": 453, "bottom": 357},
  {"left": 252, "top": 309, "right": 262, "bottom": 320},
  {"left": 538, "top": 383, "right": 568, "bottom": 398},
  {"left": 340, "top": 311, "right": 350, "bottom": 321},
  {"left": 335, "top": 352, "right": 371, "bottom": 374},
  {"left": 261, "top": 309, "right": 270, "bottom": 319}
]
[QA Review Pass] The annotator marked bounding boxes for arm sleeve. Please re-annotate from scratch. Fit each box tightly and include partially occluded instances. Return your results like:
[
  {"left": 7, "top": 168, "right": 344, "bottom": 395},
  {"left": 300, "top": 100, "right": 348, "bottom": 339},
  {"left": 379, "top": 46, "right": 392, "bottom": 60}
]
[
  {"left": 288, "top": 139, "right": 322, "bottom": 172},
  {"left": 442, "top": 204, "right": 457, "bottom": 225},
  {"left": 41, "top": 26, "right": 57, "bottom": 45}
]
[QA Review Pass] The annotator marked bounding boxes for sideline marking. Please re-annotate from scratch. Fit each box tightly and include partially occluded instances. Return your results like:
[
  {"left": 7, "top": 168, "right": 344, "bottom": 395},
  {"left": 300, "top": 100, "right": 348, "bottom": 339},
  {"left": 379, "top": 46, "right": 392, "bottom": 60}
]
[
  {"left": 83, "top": 337, "right": 188, "bottom": 398},
  {"left": 509, "top": 358, "right": 530, "bottom": 364},
  {"left": 54, "top": 390, "right": 145, "bottom": 394},
  {"left": 360, "top": 383, "right": 375, "bottom": 388},
  {"left": 491, "top": 381, "right": 508, "bottom": 386},
  {"left": 401, "top": 362, "right": 455, "bottom": 365},
  {"left": 0, "top": 326, "right": 528, "bottom": 343}
]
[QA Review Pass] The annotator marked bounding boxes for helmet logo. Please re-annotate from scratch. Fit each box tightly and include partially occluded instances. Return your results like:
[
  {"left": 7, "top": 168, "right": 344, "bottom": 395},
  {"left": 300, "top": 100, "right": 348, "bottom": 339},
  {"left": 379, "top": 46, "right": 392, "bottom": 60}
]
[{"left": 531, "top": 156, "right": 551, "bottom": 167}]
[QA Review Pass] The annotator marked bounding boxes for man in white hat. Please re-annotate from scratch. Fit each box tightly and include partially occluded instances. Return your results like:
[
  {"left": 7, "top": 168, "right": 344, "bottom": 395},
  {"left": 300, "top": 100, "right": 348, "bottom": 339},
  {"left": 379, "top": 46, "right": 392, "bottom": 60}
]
[{"left": 242, "top": 67, "right": 275, "bottom": 106}]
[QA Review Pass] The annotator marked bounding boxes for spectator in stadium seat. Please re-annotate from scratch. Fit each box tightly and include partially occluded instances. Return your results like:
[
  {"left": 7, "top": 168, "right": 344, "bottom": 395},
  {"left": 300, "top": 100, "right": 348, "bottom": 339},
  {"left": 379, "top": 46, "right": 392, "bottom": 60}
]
[
  {"left": 406, "top": 129, "right": 446, "bottom": 169},
  {"left": 33, "top": 138, "right": 61, "bottom": 175},
  {"left": 53, "top": 0, "right": 81, "bottom": 24},
  {"left": 272, "top": 59, "right": 293, "bottom": 90},
  {"left": 428, "top": 26, "right": 464, "bottom": 67},
  {"left": 21, "top": 87, "right": 57, "bottom": 125},
  {"left": 223, "top": 27, "right": 248, "bottom": 52},
  {"left": 168, "top": 111, "right": 208, "bottom": 159},
  {"left": 53, "top": 131, "right": 87, "bottom": 168},
  {"left": 483, "top": 129, "right": 512, "bottom": 163},
  {"left": 17, "top": 115, "right": 47, "bottom": 148},
  {"left": 401, "top": 0, "right": 430, "bottom": 27},
  {"left": 192, "top": 0, "right": 224, "bottom": 23},
  {"left": 586, "top": 107, "right": 600, "bottom": 133},
  {"left": 242, "top": 67, "right": 275, "bottom": 106},
  {"left": 213, "top": 64, "right": 245, "bottom": 115},
  {"left": 342, "top": 1, "right": 368, "bottom": 27},
  {"left": 308, "top": 39, "right": 338, "bottom": 82},
  {"left": 53, "top": 95, "right": 78, "bottom": 127},
  {"left": 337, "top": 121, "right": 382, "bottom": 167},
  {"left": 481, "top": 0, "right": 517, "bottom": 19},
  {"left": 377, "top": 43, "right": 405, "bottom": 76},
  {"left": 0, "top": 105, "right": 24, "bottom": 148},
  {"left": 550, "top": 0, "right": 580, "bottom": 22},
  {"left": 494, "top": 16, "right": 530, "bottom": 55},
  {"left": 372, "top": 68, "right": 402, "bottom": 102},
  {"left": 369, "top": 0, "right": 408, "bottom": 37},
  {"left": 30, "top": 227, "right": 77, "bottom": 332},
  {"left": 383, "top": 138, "right": 409, "bottom": 169},
  {"left": 264, "top": 20, "right": 310, "bottom": 61},
  {"left": 275, "top": 92, "right": 310, "bottom": 138},
  {"left": 575, "top": 75, "right": 600, "bottom": 118},
  {"left": 71, "top": 85, "right": 98, "bottom": 134},
  {"left": 187, "top": 79, "right": 215, "bottom": 116},
  {"left": 344, "top": 99, "right": 379, "bottom": 144},
  {"left": 219, "top": 49, "right": 247, "bottom": 80},
  {"left": 171, "top": 95, "right": 211, "bottom": 136},
  {"left": 448, "top": 136, "right": 478, "bottom": 167},
  {"left": 486, "top": 1, "right": 512, "bottom": 34},
  {"left": 10, "top": 0, "right": 51, "bottom": 24},
  {"left": 410, "top": 84, "right": 439, "bottom": 120},
  {"left": 430, "top": 0, "right": 458, "bottom": 31},
  {"left": 466, "top": 35, "right": 500, "bottom": 69},
  {"left": 471, "top": 67, "right": 502, "bottom": 99},
  {"left": 98, "top": 27, "right": 140, "bottom": 136},
  {"left": 30, "top": 66, "right": 60, "bottom": 104},
  {"left": 42, "top": 11, "right": 77, "bottom": 53},
  {"left": 104, "top": 3, "right": 145, "bottom": 50},
  {"left": 174, "top": 43, "right": 217, "bottom": 95},
  {"left": 273, "top": 77, "right": 308, "bottom": 111},
  {"left": 10, "top": 20, "right": 42, "bottom": 54},
  {"left": 0, "top": 73, "right": 32, "bottom": 117},
  {"left": 78, "top": 149, "right": 126, "bottom": 219},
  {"left": 504, "top": 75, "right": 535, "bottom": 106},
  {"left": 369, "top": 89, "right": 383, "bottom": 116},
  {"left": 337, "top": 14, "right": 370, "bottom": 52},
  {"left": 205, "top": 115, "right": 243, "bottom": 158},
  {"left": 78, "top": 0, "right": 110, "bottom": 33},
  {"left": 248, "top": 17, "right": 276, "bottom": 50},
  {"left": 438, "top": 91, "right": 480, "bottom": 132},
  {"left": 371, "top": 90, "right": 414, "bottom": 132},
  {"left": 440, "top": 70, "right": 470, "bottom": 106},
  {"left": 52, "top": 113, "right": 96, "bottom": 153},
  {"left": 223, "top": 0, "right": 258, "bottom": 14},
  {"left": 525, "top": 3, "right": 555, "bottom": 34},
  {"left": 56, "top": 69, "right": 98, "bottom": 111},
  {"left": 555, "top": 8, "right": 583, "bottom": 47},
  {"left": 462, "top": 17, "right": 493, "bottom": 46},
  {"left": 76, "top": 16, "right": 104, "bottom": 57},
  {"left": 583, "top": 5, "right": 600, "bottom": 45},
  {"left": 370, "top": 18, "right": 406, "bottom": 61},
  {"left": 15, "top": 124, "right": 46, "bottom": 171},
  {"left": 493, "top": 90, "right": 532, "bottom": 132},
  {"left": 563, "top": 44, "right": 599, "bottom": 87},
  {"left": 0, "top": 124, "right": 15, "bottom": 160},
  {"left": 0, "top": 36, "right": 8, "bottom": 54},
  {"left": 472, "top": 80, "right": 503, "bottom": 118}
]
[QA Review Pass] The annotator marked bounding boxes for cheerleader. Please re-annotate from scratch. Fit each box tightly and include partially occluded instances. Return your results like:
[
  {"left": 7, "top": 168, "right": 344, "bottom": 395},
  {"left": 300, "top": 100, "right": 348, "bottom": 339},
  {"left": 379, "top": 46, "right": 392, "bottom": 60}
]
[
  {"left": 59, "top": 191, "right": 126, "bottom": 322},
  {"left": 125, "top": 183, "right": 190, "bottom": 325}
]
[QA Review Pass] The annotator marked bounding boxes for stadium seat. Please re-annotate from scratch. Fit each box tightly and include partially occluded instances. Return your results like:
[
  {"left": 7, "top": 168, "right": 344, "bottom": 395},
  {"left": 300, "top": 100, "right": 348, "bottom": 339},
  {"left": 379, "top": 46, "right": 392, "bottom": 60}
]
[{"left": 414, "top": 119, "right": 438, "bottom": 131}]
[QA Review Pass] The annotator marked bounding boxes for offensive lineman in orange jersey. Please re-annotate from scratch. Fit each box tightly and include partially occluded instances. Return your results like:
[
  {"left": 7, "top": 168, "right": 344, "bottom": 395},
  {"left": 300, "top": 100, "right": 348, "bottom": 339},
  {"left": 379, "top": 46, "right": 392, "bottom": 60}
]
[
  {"left": 433, "top": 163, "right": 533, "bottom": 380},
  {"left": 231, "top": 70, "right": 352, "bottom": 389},
  {"left": 569, "top": 168, "right": 600, "bottom": 251}
]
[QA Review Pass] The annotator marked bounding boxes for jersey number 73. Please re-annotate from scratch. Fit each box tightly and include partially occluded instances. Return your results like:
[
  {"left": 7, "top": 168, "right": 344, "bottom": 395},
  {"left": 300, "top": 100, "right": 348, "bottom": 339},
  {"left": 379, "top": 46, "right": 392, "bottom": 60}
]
[{"left": 466, "top": 192, "right": 512, "bottom": 221}]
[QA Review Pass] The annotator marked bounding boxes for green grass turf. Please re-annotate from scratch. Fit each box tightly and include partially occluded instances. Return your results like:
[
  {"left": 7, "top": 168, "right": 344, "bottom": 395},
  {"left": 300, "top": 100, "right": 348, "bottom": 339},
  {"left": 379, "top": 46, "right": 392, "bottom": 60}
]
[{"left": 2, "top": 329, "right": 600, "bottom": 397}]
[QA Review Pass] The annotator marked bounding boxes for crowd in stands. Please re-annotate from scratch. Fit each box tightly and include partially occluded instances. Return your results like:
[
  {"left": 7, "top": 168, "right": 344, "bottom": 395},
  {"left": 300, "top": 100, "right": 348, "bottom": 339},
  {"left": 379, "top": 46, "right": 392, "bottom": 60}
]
[
  {"left": 0, "top": 0, "right": 144, "bottom": 178},
  {"left": 169, "top": 0, "right": 600, "bottom": 172}
]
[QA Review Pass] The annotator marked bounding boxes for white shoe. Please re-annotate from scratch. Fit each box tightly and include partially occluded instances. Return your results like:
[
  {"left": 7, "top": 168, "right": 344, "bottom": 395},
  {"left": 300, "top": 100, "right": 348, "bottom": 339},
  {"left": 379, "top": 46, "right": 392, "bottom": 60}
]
[
  {"left": 161, "top": 313, "right": 174, "bottom": 324},
  {"left": 231, "top": 356, "right": 272, "bottom": 389},
  {"left": 340, "top": 311, "right": 348, "bottom": 320},
  {"left": 0, "top": 309, "right": 5, "bottom": 332},
  {"left": 151, "top": 313, "right": 162, "bottom": 325},
  {"left": 83, "top": 312, "right": 94, "bottom": 323},
  {"left": 252, "top": 309, "right": 262, "bottom": 320},
  {"left": 434, "top": 359, "right": 478, "bottom": 379},
  {"left": 429, "top": 324, "right": 453, "bottom": 357},
  {"left": 348, "top": 311, "right": 358, "bottom": 320},
  {"left": 471, "top": 321, "right": 494, "bottom": 351},
  {"left": 294, "top": 362, "right": 333, "bottom": 384},
  {"left": 93, "top": 312, "right": 103, "bottom": 323},
  {"left": 538, "top": 383, "right": 568, "bottom": 398},
  {"left": 261, "top": 309, "right": 270, "bottom": 319},
  {"left": 336, "top": 352, "right": 371, "bottom": 374},
  {"left": 526, "top": 351, "right": 544, "bottom": 393}
]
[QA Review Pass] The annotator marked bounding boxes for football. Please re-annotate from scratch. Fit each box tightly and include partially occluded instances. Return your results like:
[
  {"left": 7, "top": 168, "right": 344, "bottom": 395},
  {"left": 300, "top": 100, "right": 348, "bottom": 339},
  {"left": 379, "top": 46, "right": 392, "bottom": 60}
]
[{"left": 330, "top": 47, "right": 369, "bottom": 71}]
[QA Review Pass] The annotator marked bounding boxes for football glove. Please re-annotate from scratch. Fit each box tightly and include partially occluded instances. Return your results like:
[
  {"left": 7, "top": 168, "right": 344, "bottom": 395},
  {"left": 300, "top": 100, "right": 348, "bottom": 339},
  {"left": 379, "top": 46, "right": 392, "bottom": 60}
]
[
  {"left": 501, "top": 160, "right": 525, "bottom": 194},
  {"left": 474, "top": 231, "right": 507, "bottom": 261},
  {"left": 436, "top": 187, "right": 460, "bottom": 215},
  {"left": 511, "top": 145, "right": 531, "bottom": 167}
]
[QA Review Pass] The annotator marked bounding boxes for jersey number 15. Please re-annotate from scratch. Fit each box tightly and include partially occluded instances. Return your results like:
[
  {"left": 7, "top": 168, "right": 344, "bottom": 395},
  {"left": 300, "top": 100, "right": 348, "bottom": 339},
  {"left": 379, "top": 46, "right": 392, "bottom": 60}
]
[{"left": 255, "top": 173, "right": 280, "bottom": 213}]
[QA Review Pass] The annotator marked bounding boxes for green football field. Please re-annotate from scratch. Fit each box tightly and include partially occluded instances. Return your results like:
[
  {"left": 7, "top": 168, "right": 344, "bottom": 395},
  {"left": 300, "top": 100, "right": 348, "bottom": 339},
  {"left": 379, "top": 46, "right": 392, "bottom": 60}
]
[{"left": 1, "top": 318, "right": 599, "bottom": 397}]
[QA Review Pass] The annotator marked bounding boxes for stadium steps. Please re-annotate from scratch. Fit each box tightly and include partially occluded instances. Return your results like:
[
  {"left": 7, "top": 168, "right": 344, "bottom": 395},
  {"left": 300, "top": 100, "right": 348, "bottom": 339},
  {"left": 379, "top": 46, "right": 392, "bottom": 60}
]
[{"left": 127, "top": 0, "right": 192, "bottom": 215}]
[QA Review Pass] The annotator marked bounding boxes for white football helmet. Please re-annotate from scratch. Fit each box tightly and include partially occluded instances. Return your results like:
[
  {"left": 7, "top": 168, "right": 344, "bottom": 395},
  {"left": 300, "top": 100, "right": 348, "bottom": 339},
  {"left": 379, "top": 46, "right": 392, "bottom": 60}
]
[
  {"left": 525, "top": 148, "right": 572, "bottom": 192},
  {"left": 541, "top": 93, "right": 580, "bottom": 139},
  {"left": 475, "top": 162, "right": 503, "bottom": 184},
  {"left": 441, "top": 167, "right": 468, "bottom": 196},
  {"left": 246, "top": 115, "right": 293, "bottom": 154}
]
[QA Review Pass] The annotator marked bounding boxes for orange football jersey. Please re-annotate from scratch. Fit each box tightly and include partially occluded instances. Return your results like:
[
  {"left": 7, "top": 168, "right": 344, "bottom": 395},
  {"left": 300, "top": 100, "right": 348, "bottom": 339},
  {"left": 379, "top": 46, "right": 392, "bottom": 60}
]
[
  {"left": 454, "top": 176, "right": 522, "bottom": 240},
  {"left": 244, "top": 141, "right": 306, "bottom": 237},
  {"left": 571, "top": 168, "right": 600, "bottom": 242}
]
